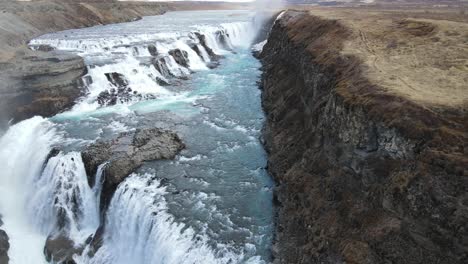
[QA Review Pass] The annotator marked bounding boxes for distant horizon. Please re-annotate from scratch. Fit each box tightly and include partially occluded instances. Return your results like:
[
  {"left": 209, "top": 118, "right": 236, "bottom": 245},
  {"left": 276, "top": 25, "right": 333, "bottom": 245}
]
[{"left": 118, "top": 0, "right": 256, "bottom": 2}]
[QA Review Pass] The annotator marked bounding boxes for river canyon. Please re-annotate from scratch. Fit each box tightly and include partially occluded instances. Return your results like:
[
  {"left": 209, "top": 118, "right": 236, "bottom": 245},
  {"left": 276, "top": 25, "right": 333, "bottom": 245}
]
[
  {"left": 0, "top": 9, "right": 274, "bottom": 264},
  {"left": 1, "top": 2, "right": 467, "bottom": 264}
]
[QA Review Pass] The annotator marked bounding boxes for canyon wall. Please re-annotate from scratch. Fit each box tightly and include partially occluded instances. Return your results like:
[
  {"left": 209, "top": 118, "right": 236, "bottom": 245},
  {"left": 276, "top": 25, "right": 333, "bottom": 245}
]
[{"left": 260, "top": 11, "right": 468, "bottom": 264}]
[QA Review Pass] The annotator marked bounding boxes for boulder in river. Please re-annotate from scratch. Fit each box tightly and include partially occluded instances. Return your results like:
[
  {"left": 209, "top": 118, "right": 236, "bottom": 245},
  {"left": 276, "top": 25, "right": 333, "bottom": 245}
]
[{"left": 81, "top": 128, "right": 184, "bottom": 211}]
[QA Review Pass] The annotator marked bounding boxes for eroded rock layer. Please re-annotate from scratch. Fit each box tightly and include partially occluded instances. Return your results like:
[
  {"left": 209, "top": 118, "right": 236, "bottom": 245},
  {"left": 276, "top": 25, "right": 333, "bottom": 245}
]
[{"left": 260, "top": 10, "right": 468, "bottom": 264}]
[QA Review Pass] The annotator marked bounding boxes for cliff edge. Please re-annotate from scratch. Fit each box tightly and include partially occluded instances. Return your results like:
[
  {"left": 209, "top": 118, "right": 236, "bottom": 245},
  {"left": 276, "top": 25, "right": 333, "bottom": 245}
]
[{"left": 260, "top": 9, "right": 468, "bottom": 264}]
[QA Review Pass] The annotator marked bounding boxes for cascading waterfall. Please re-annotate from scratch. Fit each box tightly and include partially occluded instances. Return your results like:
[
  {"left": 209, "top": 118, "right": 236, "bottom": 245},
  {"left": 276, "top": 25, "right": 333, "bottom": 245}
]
[
  {"left": 80, "top": 173, "right": 260, "bottom": 264},
  {"left": 30, "top": 20, "right": 255, "bottom": 116},
  {"left": 0, "top": 117, "right": 60, "bottom": 263},
  {"left": 29, "top": 152, "right": 100, "bottom": 243},
  {"left": 0, "top": 10, "right": 272, "bottom": 264}
]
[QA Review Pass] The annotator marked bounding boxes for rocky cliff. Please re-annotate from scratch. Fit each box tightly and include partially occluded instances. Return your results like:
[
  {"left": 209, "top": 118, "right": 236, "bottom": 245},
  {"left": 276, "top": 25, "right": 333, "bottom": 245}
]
[
  {"left": 0, "top": 50, "right": 87, "bottom": 123},
  {"left": 260, "top": 10, "right": 468, "bottom": 264}
]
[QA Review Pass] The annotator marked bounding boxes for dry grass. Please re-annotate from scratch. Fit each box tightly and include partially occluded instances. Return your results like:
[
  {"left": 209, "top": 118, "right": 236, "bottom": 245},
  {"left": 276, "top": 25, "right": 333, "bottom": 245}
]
[
  {"left": 281, "top": 7, "right": 468, "bottom": 151},
  {"left": 301, "top": 7, "right": 468, "bottom": 110}
]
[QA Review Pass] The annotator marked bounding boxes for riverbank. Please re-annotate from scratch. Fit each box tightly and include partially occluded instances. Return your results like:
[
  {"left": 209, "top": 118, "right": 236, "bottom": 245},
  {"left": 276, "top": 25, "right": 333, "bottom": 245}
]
[{"left": 260, "top": 8, "right": 468, "bottom": 264}]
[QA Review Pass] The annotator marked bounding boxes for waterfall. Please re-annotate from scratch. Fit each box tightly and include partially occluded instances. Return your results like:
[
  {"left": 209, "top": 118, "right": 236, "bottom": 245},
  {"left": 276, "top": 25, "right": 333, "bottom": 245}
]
[
  {"left": 0, "top": 118, "right": 101, "bottom": 263},
  {"left": 0, "top": 117, "right": 60, "bottom": 263},
  {"left": 29, "top": 21, "right": 256, "bottom": 115},
  {"left": 0, "top": 11, "right": 271, "bottom": 263},
  {"left": 78, "top": 174, "right": 260, "bottom": 264},
  {"left": 28, "top": 152, "right": 100, "bottom": 243}
]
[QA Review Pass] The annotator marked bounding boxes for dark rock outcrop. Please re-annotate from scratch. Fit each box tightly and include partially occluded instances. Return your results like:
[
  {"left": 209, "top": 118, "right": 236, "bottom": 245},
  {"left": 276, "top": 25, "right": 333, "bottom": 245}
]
[
  {"left": 0, "top": 215, "right": 9, "bottom": 264},
  {"left": 44, "top": 233, "right": 84, "bottom": 264},
  {"left": 97, "top": 72, "right": 134, "bottom": 106},
  {"left": 0, "top": 49, "right": 87, "bottom": 124},
  {"left": 81, "top": 128, "right": 184, "bottom": 211},
  {"left": 151, "top": 57, "right": 173, "bottom": 79},
  {"left": 260, "top": 11, "right": 468, "bottom": 264},
  {"left": 148, "top": 45, "right": 158, "bottom": 57},
  {"left": 0, "top": 229, "right": 8, "bottom": 264},
  {"left": 168, "top": 49, "right": 189, "bottom": 68}
]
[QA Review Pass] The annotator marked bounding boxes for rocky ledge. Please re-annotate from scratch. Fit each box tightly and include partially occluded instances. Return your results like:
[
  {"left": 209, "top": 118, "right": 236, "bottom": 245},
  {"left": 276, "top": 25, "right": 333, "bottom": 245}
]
[
  {"left": 81, "top": 128, "right": 184, "bottom": 212},
  {"left": 260, "top": 10, "right": 468, "bottom": 264},
  {"left": 0, "top": 49, "right": 87, "bottom": 124}
]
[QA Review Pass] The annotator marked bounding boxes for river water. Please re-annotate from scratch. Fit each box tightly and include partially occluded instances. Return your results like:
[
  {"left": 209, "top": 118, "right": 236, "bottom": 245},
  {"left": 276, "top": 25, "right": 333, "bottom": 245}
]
[{"left": 0, "top": 10, "right": 273, "bottom": 264}]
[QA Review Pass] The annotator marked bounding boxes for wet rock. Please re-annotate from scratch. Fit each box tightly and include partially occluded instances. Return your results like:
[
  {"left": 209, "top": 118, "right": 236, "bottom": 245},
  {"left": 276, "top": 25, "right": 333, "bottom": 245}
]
[
  {"left": 151, "top": 57, "right": 172, "bottom": 78},
  {"left": 148, "top": 44, "right": 158, "bottom": 56},
  {"left": 0, "top": 231, "right": 8, "bottom": 264},
  {"left": 81, "top": 128, "right": 184, "bottom": 211},
  {"left": 44, "top": 232, "right": 84, "bottom": 264},
  {"left": 168, "top": 49, "right": 189, "bottom": 68},
  {"left": 0, "top": 48, "right": 87, "bottom": 124},
  {"left": 151, "top": 56, "right": 189, "bottom": 81},
  {"left": 105, "top": 72, "right": 128, "bottom": 88},
  {"left": 194, "top": 33, "right": 220, "bottom": 61},
  {"left": 97, "top": 72, "right": 134, "bottom": 106},
  {"left": 206, "top": 61, "right": 220, "bottom": 69},
  {"left": 35, "top": 44, "right": 55, "bottom": 52},
  {"left": 0, "top": 216, "right": 9, "bottom": 264}
]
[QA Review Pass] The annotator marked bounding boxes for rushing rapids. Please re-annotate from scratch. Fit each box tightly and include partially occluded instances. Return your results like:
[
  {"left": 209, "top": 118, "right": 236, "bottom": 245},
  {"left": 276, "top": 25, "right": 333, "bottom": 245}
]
[{"left": 0, "top": 10, "right": 273, "bottom": 264}]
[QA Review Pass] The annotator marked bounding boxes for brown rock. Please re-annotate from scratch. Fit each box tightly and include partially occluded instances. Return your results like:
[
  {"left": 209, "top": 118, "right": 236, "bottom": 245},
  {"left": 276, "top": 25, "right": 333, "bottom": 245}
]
[{"left": 81, "top": 128, "right": 184, "bottom": 211}]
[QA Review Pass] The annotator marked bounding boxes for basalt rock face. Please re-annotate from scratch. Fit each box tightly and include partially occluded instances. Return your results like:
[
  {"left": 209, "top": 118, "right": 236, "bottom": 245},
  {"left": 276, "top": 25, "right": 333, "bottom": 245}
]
[
  {"left": 260, "top": 11, "right": 468, "bottom": 264},
  {"left": 81, "top": 128, "right": 185, "bottom": 212},
  {"left": 0, "top": 49, "right": 87, "bottom": 124}
]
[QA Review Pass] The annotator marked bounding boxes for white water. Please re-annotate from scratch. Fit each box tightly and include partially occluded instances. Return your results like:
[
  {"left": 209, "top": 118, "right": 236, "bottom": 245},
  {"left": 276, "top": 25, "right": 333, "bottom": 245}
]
[
  {"left": 0, "top": 10, "right": 269, "bottom": 264},
  {"left": 28, "top": 152, "right": 100, "bottom": 243},
  {"left": 80, "top": 173, "right": 261, "bottom": 264},
  {"left": 30, "top": 20, "right": 256, "bottom": 116},
  {"left": 0, "top": 117, "right": 59, "bottom": 263}
]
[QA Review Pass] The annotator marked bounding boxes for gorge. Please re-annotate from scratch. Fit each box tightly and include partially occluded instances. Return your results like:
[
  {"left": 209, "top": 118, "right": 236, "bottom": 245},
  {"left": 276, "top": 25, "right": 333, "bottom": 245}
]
[
  {"left": 0, "top": 8, "right": 274, "bottom": 264},
  {"left": 0, "top": 2, "right": 467, "bottom": 264}
]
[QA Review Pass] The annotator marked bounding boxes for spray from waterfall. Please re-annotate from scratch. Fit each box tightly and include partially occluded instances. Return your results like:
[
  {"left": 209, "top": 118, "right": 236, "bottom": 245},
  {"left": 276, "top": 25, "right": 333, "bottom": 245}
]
[{"left": 252, "top": 0, "right": 286, "bottom": 41}]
